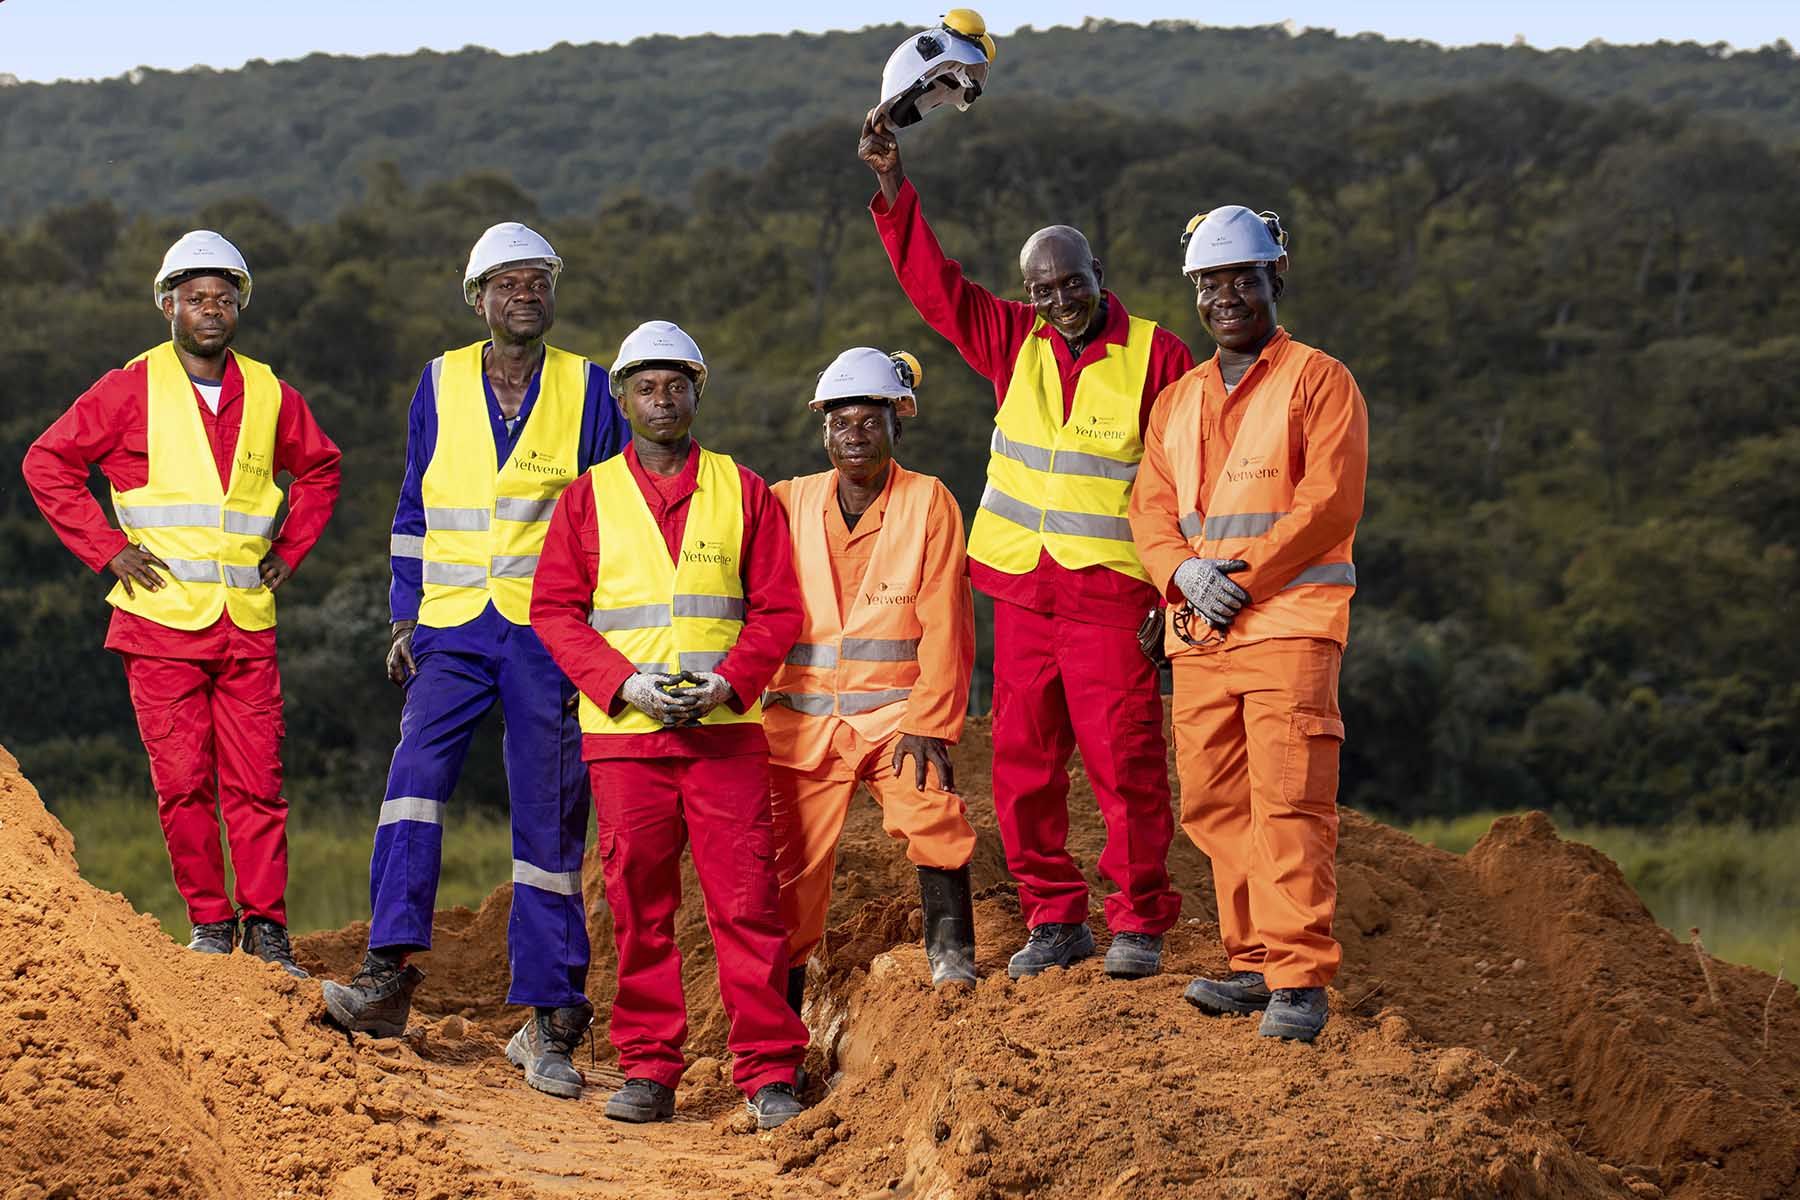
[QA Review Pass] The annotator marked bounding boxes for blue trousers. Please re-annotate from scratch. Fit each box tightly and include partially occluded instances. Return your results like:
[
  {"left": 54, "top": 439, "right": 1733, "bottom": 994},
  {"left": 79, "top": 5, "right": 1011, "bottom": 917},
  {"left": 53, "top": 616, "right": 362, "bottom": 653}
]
[{"left": 368, "top": 618, "right": 590, "bottom": 1008}]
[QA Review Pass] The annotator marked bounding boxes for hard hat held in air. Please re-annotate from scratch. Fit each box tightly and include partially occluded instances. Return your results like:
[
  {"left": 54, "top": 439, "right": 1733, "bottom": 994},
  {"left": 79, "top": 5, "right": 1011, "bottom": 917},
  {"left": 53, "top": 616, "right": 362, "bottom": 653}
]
[
  {"left": 611, "top": 320, "right": 709, "bottom": 398},
  {"left": 811, "top": 347, "right": 923, "bottom": 417},
  {"left": 876, "top": 9, "right": 997, "bottom": 130},
  {"left": 153, "top": 230, "right": 253, "bottom": 310},
  {"left": 1180, "top": 206, "right": 1289, "bottom": 278},
  {"left": 463, "top": 222, "right": 563, "bottom": 307}
]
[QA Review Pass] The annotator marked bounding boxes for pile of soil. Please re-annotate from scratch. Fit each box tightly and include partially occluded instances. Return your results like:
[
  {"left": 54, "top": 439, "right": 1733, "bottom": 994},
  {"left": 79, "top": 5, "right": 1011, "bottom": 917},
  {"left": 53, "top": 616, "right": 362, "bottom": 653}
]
[{"left": 5, "top": 713, "right": 1798, "bottom": 1199}]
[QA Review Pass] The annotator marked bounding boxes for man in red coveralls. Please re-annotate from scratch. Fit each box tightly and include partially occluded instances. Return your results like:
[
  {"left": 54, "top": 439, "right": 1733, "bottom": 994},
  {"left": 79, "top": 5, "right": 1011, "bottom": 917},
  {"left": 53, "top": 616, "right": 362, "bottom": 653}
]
[
  {"left": 530, "top": 320, "right": 808, "bottom": 1130},
  {"left": 22, "top": 231, "right": 341, "bottom": 975},
  {"left": 858, "top": 115, "right": 1195, "bottom": 979}
]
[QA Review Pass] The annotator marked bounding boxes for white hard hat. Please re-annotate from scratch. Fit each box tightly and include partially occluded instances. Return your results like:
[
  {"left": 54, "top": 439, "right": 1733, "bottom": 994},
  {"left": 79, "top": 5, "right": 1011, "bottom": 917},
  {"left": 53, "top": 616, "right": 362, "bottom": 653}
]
[
  {"left": 611, "top": 320, "right": 708, "bottom": 397},
  {"left": 1180, "top": 206, "right": 1289, "bottom": 277},
  {"left": 811, "top": 348, "right": 922, "bottom": 418},
  {"left": 876, "top": 10, "right": 996, "bottom": 130},
  {"left": 153, "top": 230, "right": 252, "bottom": 310},
  {"left": 463, "top": 221, "right": 563, "bottom": 307}
]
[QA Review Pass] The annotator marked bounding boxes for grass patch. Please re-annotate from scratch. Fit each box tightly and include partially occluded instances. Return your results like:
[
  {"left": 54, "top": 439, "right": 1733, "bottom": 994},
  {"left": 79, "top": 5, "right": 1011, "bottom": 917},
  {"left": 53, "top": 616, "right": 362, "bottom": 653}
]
[
  {"left": 48, "top": 786, "right": 531, "bottom": 939},
  {"left": 1406, "top": 812, "right": 1800, "bottom": 976}
]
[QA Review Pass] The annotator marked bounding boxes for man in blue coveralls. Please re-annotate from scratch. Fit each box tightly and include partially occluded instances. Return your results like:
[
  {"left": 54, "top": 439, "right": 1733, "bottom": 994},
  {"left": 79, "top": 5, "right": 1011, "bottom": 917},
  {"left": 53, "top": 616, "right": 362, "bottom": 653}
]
[{"left": 322, "top": 223, "right": 626, "bottom": 1101}]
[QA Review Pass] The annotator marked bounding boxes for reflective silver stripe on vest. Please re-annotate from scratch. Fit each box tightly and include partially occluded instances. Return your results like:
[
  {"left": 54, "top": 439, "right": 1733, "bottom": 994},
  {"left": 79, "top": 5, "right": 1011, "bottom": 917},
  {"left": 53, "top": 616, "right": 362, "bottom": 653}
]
[
  {"left": 673, "top": 594, "right": 746, "bottom": 621},
  {"left": 222, "top": 510, "right": 278, "bottom": 539},
  {"left": 390, "top": 534, "right": 425, "bottom": 559},
  {"left": 1050, "top": 447, "right": 1138, "bottom": 483},
  {"left": 980, "top": 485, "right": 1044, "bottom": 531},
  {"left": 839, "top": 688, "right": 912, "bottom": 715},
  {"left": 117, "top": 502, "right": 222, "bottom": 529},
  {"left": 764, "top": 691, "right": 836, "bottom": 716},
  {"left": 1284, "top": 562, "right": 1357, "bottom": 589},
  {"left": 842, "top": 636, "right": 920, "bottom": 662},
  {"left": 495, "top": 496, "right": 557, "bottom": 523},
  {"left": 490, "top": 554, "right": 539, "bottom": 579},
  {"left": 589, "top": 603, "right": 673, "bottom": 632},
  {"left": 512, "top": 860, "right": 582, "bottom": 896},
  {"left": 786, "top": 643, "right": 838, "bottom": 668},
  {"left": 634, "top": 661, "right": 672, "bottom": 674},
  {"left": 423, "top": 561, "right": 487, "bottom": 588},
  {"left": 429, "top": 354, "right": 444, "bottom": 394},
  {"left": 161, "top": 556, "right": 222, "bottom": 583},
  {"left": 1178, "top": 512, "right": 1204, "bottom": 539},
  {"left": 425, "top": 506, "right": 490, "bottom": 531},
  {"left": 1204, "top": 511, "right": 1287, "bottom": 541},
  {"left": 378, "top": 795, "right": 444, "bottom": 827},
  {"left": 990, "top": 429, "right": 1054, "bottom": 472},
  {"left": 679, "top": 650, "right": 729, "bottom": 673},
  {"left": 222, "top": 564, "right": 263, "bottom": 589},
  {"left": 1042, "top": 509, "right": 1134, "bottom": 542}
]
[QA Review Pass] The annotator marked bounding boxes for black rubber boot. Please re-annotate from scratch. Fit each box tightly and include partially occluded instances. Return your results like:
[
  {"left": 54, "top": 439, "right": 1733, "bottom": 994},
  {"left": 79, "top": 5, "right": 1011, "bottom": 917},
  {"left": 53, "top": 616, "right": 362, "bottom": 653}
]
[
  {"left": 604, "top": 1077, "right": 676, "bottom": 1123},
  {"left": 188, "top": 918, "right": 238, "bottom": 955},
  {"left": 1006, "top": 921, "right": 1095, "bottom": 979},
  {"left": 785, "top": 965, "right": 807, "bottom": 1016},
  {"left": 747, "top": 1081, "right": 804, "bottom": 1130},
  {"left": 918, "top": 866, "right": 977, "bottom": 987},
  {"left": 320, "top": 950, "right": 424, "bottom": 1037},
  {"left": 241, "top": 917, "right": 309, "bottom": 978},
  {"left": 506, "top": 1001, "right": 592, "bottom": 1099}
]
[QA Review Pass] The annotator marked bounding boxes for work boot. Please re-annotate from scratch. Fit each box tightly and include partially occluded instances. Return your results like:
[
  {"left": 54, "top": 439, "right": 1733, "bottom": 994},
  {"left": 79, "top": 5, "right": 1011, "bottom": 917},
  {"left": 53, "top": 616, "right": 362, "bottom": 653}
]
[
  {"left": 505, "top": 1001, "right": 592, "bottom": 1099},
  {"left": 241, "top": 917, "right": 309, "bottom": 979},
  {"left": 1103, "top": 932, "right": 1164, "bottom": 980},
  {"left": 1006, "top": 921, "right": 1095, "bottom": 979},
  {"left": 604, "top": 1078, "right": 676, "bottom": 1123},
  {"left": 785, "top": 965, "right": 807, "bottom": 1017},
  {"left": 320, "top": 950, "right": 424, "bottom": 1038},
  {"left": 747, "top": 1081, "right": 804, "bottom": 1130},
  {"left": 188, "top": 918, "right": 238, "bottom": 955},
  {"left": 1184, "top": 970, "right": 1272, "bottom": 1016},
  {"left": 917, "top": 865, "right": 977, "bottom": 987},
  {"left": 1259, "top": 988, "right": 1329, "bottom": 1042}
]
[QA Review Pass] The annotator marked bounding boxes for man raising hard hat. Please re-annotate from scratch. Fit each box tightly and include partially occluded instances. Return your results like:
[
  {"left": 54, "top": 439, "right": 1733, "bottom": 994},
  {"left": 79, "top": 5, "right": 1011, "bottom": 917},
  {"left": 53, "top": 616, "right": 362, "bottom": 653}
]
[
  {"left": 1129, "top": 208, "right": 1367, "bottom": 1042},
  {"left": 859, "top": 115, "right": 1195, "bottom": 981},
  {"left": 766, "top": 348, "right": 979, "bottom": 1018},
  {"left": 321, "top": 224, "right": 626, "bottom": 1102},
  {"left": 530, "top": 320, "right": 809, "bottom": 1130},
  {"left": 22, "top": 231, "right": 341, "bottom": 975}
]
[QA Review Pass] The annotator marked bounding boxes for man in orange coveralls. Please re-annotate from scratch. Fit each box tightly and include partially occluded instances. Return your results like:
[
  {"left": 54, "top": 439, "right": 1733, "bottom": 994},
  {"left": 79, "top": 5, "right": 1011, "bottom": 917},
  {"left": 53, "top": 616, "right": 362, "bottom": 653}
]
[
  {"left": 859, "top": 110, "right": 1195, "bottom": 982},
  {"left": 21, "top": 231, "right": 341, "bottom": 975},
  {"left": 766, "top": 346, "right": 978, "bottom": 1018},
  {"left": 1129, "top": 207, "right": 1368, "bottom": 1042}
]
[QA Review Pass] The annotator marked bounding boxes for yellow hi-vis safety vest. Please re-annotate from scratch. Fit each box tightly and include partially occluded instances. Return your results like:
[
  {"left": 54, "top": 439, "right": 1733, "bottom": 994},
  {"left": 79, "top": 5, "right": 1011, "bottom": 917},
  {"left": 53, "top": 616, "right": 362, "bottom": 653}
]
[
  {"left": 764, "top": 464, "right": 932, "bottom": 770},
  {"left": 108, "top": 342, "right": 284, "bottom": 631},
  {"left": 1160, "top": 338, "right": 1356, "bottom": 656},
  {"left": 417, "top": 341, "right": 586, "bottom": 627},
  {"left": 577, "top": 449, "right": 764, "bottom": 736},
  {"left": 966, "top": 315, "right": 1156, "bottom": 583}
]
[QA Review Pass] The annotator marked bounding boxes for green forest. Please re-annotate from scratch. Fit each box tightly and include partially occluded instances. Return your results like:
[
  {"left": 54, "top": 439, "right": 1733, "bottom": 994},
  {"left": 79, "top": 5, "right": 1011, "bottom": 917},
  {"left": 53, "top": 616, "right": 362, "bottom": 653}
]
[{"left": 1, "top": 24, "right": 1796, "bottom": 834}]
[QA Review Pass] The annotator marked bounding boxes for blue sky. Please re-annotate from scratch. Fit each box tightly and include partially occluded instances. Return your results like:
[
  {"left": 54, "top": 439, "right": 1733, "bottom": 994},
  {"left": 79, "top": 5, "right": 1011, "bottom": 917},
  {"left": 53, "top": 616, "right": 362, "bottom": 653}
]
[{"left": 1, "top": 1, "right": 1791, "bottom": 83}]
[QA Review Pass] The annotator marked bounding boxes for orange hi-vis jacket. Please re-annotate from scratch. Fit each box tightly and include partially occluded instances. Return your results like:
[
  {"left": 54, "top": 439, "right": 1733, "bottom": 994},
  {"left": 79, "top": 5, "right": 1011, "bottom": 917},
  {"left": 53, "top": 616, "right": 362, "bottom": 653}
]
[
  {"left": 765, "top": 463, "right": 974, "bottom": 774},
  {"left": 1131, "top": 329, "right": 1368, "bottom": 656}
]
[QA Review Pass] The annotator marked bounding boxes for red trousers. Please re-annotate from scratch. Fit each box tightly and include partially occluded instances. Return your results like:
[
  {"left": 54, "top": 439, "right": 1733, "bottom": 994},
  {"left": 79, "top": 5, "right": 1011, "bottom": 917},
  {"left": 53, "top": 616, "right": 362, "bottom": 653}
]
[
  {"left": 990, "top": 600, "right": 1179, "bottom": 934},
  {"left": 589, "top": 754, "right": 806, "bottom": 1098},
  {"left": 1172, "top": 638, "right": 1344, "bottom": 989},
  {"left": 121, "top": 653, "right": 288, "bottom": 925}
]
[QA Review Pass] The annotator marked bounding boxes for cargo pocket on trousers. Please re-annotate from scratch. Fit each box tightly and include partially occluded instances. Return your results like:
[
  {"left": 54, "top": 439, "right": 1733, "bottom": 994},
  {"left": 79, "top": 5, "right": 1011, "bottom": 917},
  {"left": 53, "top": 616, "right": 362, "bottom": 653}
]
[
  {"left": 737, "top": 840, "right": 779, "bottom": 912},
  {"left": 593, "top": 830, "right": 619, "bottom": 914},
  {"left": 1281, "top": 711, "right": 1345, "bottom": 810}
]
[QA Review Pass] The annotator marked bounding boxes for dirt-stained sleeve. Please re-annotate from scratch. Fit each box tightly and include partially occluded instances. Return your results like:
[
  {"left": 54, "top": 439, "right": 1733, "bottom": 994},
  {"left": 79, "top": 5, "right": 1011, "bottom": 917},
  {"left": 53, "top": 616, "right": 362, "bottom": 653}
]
[
  {"left": 902, "top": 479, "right": 974, "bottom": 743},
  {"left": 1129, "top": 377, "right": 1204, "bottom": 603}
]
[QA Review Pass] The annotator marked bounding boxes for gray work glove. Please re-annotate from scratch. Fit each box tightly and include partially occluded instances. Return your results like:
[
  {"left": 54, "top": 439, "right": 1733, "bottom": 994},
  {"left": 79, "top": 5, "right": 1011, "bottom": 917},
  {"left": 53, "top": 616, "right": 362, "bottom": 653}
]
[
  {"left": 1172, "top": 557, "right": 1251, "bottom": 629},
  {"left": 619, "top": 672, "right": 694, "bottom": 726},
  {"left": 674, "top": 671, "right": 735, "bottom": 721}
]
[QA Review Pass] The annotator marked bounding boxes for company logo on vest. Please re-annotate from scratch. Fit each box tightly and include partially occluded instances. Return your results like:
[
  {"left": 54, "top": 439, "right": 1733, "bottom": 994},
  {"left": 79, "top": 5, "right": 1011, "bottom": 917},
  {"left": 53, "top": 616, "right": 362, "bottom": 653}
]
[
  {"left": 235, "top": 448, "right": 272, "bottom": 479},
  {"left": 862, "top": 580, "right": 917, "bottom": 607},
  {"left": 683, "top": 537, "right": 734, "bottom": 566},
  {"left": 1225, "top": 454, "right": 1280, "bottom": 484},
  {"left": 1079, "top": 413, "right": 1129, "bottom": 443},
  {"left": 512, "top": 447, "right": 570, "bottom": 477}
]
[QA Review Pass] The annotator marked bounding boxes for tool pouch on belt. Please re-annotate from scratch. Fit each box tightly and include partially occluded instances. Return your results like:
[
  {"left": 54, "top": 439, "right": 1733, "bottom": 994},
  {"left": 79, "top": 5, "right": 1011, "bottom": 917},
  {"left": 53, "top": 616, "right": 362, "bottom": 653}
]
[{"left": 1137, "top": 606, "right": 1169, "bottom": 666}]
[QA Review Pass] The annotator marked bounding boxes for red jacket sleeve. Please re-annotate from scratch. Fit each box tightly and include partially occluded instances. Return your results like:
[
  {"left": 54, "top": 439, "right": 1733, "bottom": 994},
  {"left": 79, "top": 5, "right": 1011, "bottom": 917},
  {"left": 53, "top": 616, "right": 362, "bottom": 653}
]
[
  {"left": 530, "top": 472, "right": 641, "bottom": 710},
  {"left": 269, "top": 381, "right": 342, "bottom": 570},
  {"left": 717, "top": 466, "right": 804, "bottom": 711},
  {"left": 871, "top": 178, "right": 1035, "bottom": 389},
  {"left": 1145, "top": 326, "right": 1197, "bottom": 429},
  {"left": 20, "top": 370, "right": 137, "bottom": 573}
]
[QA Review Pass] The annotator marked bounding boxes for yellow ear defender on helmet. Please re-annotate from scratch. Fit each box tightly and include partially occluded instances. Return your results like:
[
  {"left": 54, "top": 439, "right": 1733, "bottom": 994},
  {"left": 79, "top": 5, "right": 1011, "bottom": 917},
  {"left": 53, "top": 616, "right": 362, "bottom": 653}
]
[
  {"left": 942, "top": 9, "right": 998, "bottom": 61},
  {"left": 890, "top": 350, "right": 924, "bottom": 390}
]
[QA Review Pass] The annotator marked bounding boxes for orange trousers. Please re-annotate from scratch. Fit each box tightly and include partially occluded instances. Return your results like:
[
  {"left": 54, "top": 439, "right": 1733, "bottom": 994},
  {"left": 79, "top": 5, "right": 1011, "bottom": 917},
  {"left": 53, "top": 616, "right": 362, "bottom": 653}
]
[
  {"left": 770, "top": 722, "right": 977, "bottom": 968},
  {"left": 1172, "top": 637, "right": 1345, "bottom": 989}
]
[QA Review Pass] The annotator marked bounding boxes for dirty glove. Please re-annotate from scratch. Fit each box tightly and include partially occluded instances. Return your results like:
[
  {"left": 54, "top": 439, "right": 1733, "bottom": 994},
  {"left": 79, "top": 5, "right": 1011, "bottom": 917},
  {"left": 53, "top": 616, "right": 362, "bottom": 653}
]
[
  {"left": 1173, "top": 557, "right": 1251, "bottom": 629},
  {"left": 386, "top": 620, "right": 419, "bottom": 685},
  {"left": 673, "top": 671, "right": 735, "bottom": 721},
  {"left": 620, "top": 672, "right": 694, "bottom": 726}
]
